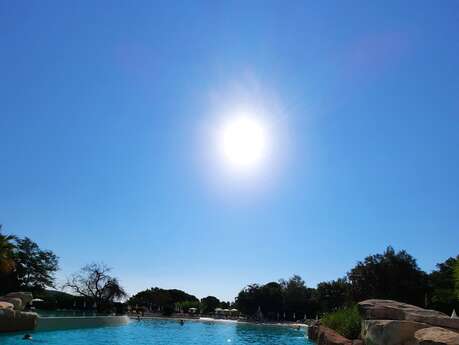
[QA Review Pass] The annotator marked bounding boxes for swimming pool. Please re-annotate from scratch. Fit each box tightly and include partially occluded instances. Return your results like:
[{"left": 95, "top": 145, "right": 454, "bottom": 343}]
[{"left": 0, "top": 318, "right": 313, "bottom": 345}]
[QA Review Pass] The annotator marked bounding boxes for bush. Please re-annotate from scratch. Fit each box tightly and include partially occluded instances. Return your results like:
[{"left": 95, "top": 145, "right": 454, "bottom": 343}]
[{"left": 321, "top": 305, "right": 361, "bottom": 339}]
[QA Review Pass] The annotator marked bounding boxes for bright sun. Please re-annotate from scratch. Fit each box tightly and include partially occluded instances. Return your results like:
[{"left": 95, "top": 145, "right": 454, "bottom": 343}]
[{"left": 218, "top": 113, "right": 269, "bottom": 174}]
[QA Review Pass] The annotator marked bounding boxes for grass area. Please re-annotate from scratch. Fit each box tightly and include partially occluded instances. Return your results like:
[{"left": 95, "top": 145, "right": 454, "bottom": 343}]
[{"left": 321, "top": 305, "right": 362, "bottom": 339}]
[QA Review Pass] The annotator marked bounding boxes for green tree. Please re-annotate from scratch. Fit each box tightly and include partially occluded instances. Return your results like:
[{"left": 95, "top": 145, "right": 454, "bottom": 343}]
[
  {"left": 235, "top": 276, "right": 316, "bottom": 320},
  {"left": 316, "top": 278, "right": 351, "bottom": 313},
  {"left": 429, "top": 255, "right": 459, "bottom": 313},
  {"left": 347, "top": 246, "right": 428, "bottom": 306},
  {"left": 220, "top": 301, "right": 232, "bottom": 309},
  {"left": 64, "top": 263, "right": 127, "bottom": 310},
  {"left": 281, "top": 275, "right": 311, "bottom": 319},
  {"left": 14, "top": 237, "right": 59, "bottom": 291},
  {"left": 235, "top": 284, "right": 262, "bottom": 316},
  {"left": 259, "top": 282, "right": 284, "bottom": 317},
  {"left": 128, "top": 287, "right": 198, "bottom": 312},
  {"left": 455, "top": 260, "right": 459, "bottom": 300},
  {"left": 201, "top": 296, "right": 221, "bottom": 314}
]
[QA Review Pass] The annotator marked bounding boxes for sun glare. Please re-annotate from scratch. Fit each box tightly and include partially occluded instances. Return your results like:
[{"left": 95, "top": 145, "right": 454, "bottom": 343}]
[{"left": 218, "top": 113, "right": 269, "bottom": 174}]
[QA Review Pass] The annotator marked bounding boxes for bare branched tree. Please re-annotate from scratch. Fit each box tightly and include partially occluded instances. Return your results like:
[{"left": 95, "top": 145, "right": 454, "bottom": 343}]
[{"left": 64, "top": 263, "right": 127, "bottom": 309}]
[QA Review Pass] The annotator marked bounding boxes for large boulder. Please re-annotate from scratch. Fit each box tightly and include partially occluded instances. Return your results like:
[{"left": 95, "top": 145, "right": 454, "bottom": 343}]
[
  {"left": 361, "top": 319, "right": 431, "bottom": 345},
  {"left": 358, "top": 300, "right": 459, "bottom": 331},
  {"left": 309, "top": 324, "right": 353, "bottom": 345},
  {"left": 318, "top": 326, "right": 353, "bottom": 345},
  {"left": 0, "top": 297, "right": 22, "bottom": 310},
  {"left": 0, "top": 309, "right": 38, "bottom": 332},
  {"left": 0, "top": 301, "right": 14, "bottom": 310},
  {"left": 415, "top": 327, "right": 459, "bottom": 345},
  {"left": 5, "top": 292, "right": 33, "bottom": 306}
]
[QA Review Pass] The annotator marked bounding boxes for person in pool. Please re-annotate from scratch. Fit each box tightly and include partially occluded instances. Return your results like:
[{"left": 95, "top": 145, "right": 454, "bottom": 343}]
[
  {"left": 180, "top": 319, "right": 184, "bottom": 325},
  {"left": 23, "top": 334, "right": 32, "bottom": 340}
]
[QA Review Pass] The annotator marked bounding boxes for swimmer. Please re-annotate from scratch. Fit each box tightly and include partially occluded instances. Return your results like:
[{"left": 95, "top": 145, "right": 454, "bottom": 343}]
[
  {"left": 180, "top": 319, "right": 184, "bottom": 325},
  {"left": 23, "top": 334, "right": 32, "bottom": 340}
]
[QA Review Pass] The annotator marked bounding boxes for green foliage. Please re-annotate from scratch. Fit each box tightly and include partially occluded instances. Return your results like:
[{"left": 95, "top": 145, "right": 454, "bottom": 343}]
[
  {"left": 317, "top": 278, "right": 352, "bottom": 312},
  {"left": 260, "top": 282, "right": 284, "bottom": 314},
  {"left": 0, "top": 229, "right": 59, "bottom": 294},
  {"left": 235, "top": 248, "right": 459, "bottom": 321},
  {"left": 347, "top": 246, "right": 428, "bottom": 306},
  {"left": 235, "top": 284, "right": 261, "bottom": 316},
  {"left": 14, "top": 237, "right": 59, "bottom": 291},
  {"left": 220, "top": 301, "right": 232, "bottom": 309},
  {"left": 321, "top": 305, "right": 362, "bottom": 339},
  {"left": 454, "top": 260, "right": 459, "bottom": 300},
  {"left": 201, "top": 296, "right": 221, "bottom": 314},
  {"left": 428, "top": 255, "right": 459, "bottom": 314},
  {"left": 128, "top": 287, "right": 198, "bottom": 312},
  {"left": 235, "top": 275, "right": 318, "bottom": 320},
  {"left": 282, "top": 275, "right": 309, "bottom": 314}
]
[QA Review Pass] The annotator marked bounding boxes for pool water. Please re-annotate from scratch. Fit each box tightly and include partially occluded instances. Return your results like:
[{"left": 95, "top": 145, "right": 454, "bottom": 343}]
[{"left": 0, "top": 319, "right": 313, "bottom": 345}]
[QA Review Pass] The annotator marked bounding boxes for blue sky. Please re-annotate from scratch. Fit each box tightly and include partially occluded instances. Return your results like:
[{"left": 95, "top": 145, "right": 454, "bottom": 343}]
[{"left": 1, "top": 1, "right": 458, "bottom": 301}]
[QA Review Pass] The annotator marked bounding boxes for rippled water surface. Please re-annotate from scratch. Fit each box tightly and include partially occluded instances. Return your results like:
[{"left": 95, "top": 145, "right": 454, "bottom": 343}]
[{"left": 0, "top": 319, "right": 313, "bottom": 345}]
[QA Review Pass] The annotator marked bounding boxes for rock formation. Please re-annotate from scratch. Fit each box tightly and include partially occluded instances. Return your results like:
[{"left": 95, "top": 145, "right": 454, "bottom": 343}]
[
  {"left": 358, "top": 300, "right": 459, "bottom": 345},
  {"left": 0, "top": 292, "right": 38, "bottom": 332},
  {"left": 415, "top": 327, "right": 459, "bottom": 345},
  {"left": 308, "top": 323, "right": 353, "bottom": 345},
  {"left": 359, "top": 300, "right": 459, "bottom": 331}
]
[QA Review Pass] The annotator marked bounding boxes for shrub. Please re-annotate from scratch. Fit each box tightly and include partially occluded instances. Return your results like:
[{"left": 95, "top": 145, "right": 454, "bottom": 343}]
[{"left": 321, "top": 305, "right": 361, "bottom": 339}]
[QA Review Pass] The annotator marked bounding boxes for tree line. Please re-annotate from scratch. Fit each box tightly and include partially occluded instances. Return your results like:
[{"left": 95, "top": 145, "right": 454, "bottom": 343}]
[
  {"left": 127, "top": 288, "right": 232, "bottom": 315},
  {"left": 234, "top": 246, "right": 459, "bottom": 320},
  {"left": 1, "top": 226, "right": 458, "bottom": 317},
  {"left": 0, "top": 226, "right": 126, "bottom": 312},
  {"left": 126, "top": 247, "right": 459, "bottom": 320}
]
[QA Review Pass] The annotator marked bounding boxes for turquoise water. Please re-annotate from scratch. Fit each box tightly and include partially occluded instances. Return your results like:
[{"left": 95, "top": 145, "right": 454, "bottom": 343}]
[{"left": 0, "top": 319, "right": 313, "bottom": 345}]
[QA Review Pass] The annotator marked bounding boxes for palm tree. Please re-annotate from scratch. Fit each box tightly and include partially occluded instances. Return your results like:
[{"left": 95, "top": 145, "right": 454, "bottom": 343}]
[{"left": 0, "top": 225, "right": 17, "bottom": 274}]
